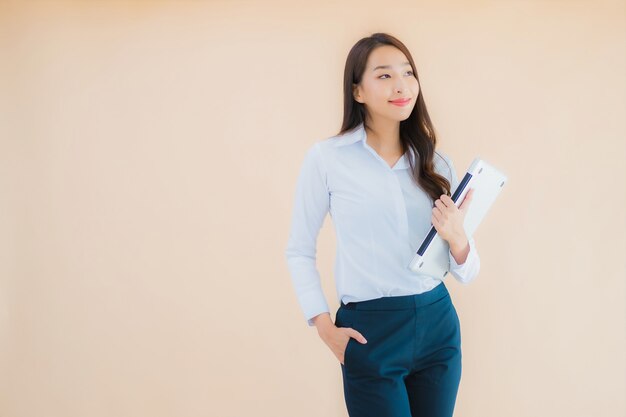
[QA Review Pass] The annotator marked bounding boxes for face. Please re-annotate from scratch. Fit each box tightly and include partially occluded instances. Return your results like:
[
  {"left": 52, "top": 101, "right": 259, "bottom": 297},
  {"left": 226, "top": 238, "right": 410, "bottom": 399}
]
[{"left": 353, "top": 45, "right": 420, "bottom": 124}]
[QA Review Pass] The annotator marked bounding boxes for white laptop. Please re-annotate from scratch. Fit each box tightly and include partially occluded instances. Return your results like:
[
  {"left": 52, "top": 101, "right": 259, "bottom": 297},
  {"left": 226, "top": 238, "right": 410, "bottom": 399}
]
[{"left": 408, "top": 157, "right": 508, "bottom": 279}]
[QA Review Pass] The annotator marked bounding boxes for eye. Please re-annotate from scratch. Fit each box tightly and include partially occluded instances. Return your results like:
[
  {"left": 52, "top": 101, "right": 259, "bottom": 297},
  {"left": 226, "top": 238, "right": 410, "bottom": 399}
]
[{"left": 378, "top": 70, "right": 414, "bottom": 79}]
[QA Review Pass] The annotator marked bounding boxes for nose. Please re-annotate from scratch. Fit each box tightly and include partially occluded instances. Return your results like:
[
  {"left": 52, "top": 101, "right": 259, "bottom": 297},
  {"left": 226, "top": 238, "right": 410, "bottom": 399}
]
[
  {"left": 395, "top": 79, "right": 409, "bottom": 93},
  {"left": 396, "top": 81, "right": 418, "bottom": 95}
]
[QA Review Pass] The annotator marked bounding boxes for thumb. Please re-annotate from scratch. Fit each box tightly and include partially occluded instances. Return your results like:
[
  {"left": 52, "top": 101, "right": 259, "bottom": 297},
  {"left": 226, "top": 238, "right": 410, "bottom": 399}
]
[
  {"left": 459, "top": 188, "right": 474, "bottom": 213},
  {"left": 348, "top": 328, "right": 368, "bottom": 344}
]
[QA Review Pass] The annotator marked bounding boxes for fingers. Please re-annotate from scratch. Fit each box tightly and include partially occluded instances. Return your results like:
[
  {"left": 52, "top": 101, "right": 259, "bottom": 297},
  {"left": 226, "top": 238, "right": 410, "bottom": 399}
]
[
  {"left": 439, "top": 194, "right": 453, "bottom": 207},
  {"left": 432, "top": 206, "right": 441, "bottom": 222},
  {"left": 433, "top": 202, "right": 447, "bottom": 223},
  {"left": 348, "top": 328, "right": 367, "bottom": 344},
  {"left": 436, "top": 195, "right": 457, "bottom": 213},
  {"left": 442, "top": 188, "right": 474, "bottom": 208},
  {"left": 338, "top": 328, "right": 367, "bottom": 365},
  {"left": 431, "top": 214, "right": 439, "bottom": 228}
]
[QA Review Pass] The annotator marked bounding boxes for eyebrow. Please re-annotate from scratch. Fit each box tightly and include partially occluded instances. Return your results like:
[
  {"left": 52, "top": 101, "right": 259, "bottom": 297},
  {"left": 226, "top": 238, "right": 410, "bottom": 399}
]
[{"left": 372, "top": 61, "right": 411, "bottom": 71}]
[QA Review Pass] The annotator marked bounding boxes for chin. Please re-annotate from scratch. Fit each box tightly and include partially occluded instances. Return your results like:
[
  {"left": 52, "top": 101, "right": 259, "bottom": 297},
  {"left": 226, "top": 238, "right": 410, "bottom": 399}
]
[{"left": 386, "top": 113, "right": 412, "bottom": 123}]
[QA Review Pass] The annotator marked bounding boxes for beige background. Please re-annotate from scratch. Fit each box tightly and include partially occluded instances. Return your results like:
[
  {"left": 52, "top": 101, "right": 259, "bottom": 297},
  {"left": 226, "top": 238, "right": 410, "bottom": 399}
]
[{"left": 1, "top": 1, "right": 624, "bottom": 416}]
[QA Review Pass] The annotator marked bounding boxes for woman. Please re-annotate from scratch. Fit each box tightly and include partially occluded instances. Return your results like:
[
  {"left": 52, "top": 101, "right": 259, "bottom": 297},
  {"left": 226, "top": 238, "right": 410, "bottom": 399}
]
[{"left": 285, "top": 32, "right": 480, "bottom": 417}]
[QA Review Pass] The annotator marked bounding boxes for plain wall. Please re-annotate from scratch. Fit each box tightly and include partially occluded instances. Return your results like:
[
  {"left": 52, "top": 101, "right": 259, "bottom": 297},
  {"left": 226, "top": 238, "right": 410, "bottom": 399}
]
[{"left": 1, "top": 1, "right": 624, "bottom": 416}]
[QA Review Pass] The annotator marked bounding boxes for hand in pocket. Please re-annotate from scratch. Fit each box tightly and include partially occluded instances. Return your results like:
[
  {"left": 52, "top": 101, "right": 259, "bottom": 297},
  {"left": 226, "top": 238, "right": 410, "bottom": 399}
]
[{"left": 321, "top": 325, "right": 367, "bottom": 365}]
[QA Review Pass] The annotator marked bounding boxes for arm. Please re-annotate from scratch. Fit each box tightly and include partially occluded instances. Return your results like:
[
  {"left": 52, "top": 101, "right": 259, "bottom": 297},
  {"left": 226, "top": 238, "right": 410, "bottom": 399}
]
[
  {"left": 449, "top": 234, "right": 481, "bottom": 284},
  {"left": 285, "top": 143, "right": 331, "bottom": 326},
  {"left": 449, "top": 234, "right": 470, "bottom": 265},
  {"left": 311, "top": 312, "right": 335, "bottom": 336}
]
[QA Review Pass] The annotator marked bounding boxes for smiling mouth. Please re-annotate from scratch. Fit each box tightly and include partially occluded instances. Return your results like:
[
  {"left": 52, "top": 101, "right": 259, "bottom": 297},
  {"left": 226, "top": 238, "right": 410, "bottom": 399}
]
[{"left": 389, "top": 98, "right": 411, "bottom": 106}]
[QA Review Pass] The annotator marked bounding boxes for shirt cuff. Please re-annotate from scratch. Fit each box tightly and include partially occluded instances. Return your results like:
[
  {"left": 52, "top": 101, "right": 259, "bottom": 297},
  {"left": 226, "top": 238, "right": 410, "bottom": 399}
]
[
  {"left": 307, "top": 309, "right": 330, "bottom": 327},
  {"left": 300, "top": 290, "right": 330, "bottom": 327},
  {"left": 449, "top": 236, "right": 474, "bottom": 268},
  {"left": 448, "top": 235, "right": 480, "bottom": 284}
]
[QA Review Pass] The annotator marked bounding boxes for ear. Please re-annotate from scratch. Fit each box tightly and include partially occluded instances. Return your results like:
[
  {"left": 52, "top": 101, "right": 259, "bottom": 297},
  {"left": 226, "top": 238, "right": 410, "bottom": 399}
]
[{"left": 353, "top": 83, "right": 363, "bottom": 103}]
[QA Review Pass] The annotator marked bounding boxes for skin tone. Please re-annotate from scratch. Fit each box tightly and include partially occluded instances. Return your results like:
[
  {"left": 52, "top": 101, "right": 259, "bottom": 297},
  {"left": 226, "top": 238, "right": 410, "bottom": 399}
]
[{"left": 314, "top": 45, "right": 475, "bottom": 366}]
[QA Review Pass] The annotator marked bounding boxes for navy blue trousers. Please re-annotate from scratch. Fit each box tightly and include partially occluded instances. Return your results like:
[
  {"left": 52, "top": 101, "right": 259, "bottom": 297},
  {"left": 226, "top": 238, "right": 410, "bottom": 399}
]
[{"left": 335, "top": 282, "right": 462, "bottom": 417}]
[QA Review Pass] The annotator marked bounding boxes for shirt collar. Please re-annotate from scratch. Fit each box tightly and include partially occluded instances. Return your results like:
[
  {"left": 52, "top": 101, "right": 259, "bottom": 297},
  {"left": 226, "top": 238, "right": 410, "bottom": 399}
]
[
  {"left": 332, "top": 122, "right": 367, "bottom": 147},
  {"left": 332, "top": 122, "right": 411, "bottom": 170}
]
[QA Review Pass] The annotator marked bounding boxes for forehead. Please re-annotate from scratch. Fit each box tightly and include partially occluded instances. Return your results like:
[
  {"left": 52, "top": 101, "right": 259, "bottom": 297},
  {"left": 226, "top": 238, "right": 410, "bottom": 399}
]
[{"left": 367, "top": 45, "right": 411, "bottom": 70}]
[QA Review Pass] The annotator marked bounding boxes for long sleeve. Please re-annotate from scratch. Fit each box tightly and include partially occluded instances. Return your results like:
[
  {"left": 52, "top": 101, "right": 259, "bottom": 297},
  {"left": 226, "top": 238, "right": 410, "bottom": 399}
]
[
  {"left": 285, "top": 143, "right": 331, "bottom": 326},
  {"left": 449, "top": 234, "right": 480, "bottom": 284},
  {"left": 443, "top": 153, "right": 481, "bottom": 284}
]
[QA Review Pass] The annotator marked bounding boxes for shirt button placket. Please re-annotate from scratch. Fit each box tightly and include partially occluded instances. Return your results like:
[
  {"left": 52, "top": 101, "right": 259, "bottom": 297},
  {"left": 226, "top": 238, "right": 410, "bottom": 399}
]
[{"left": 390, "top": 170, "right": 410, "bottom": 242}]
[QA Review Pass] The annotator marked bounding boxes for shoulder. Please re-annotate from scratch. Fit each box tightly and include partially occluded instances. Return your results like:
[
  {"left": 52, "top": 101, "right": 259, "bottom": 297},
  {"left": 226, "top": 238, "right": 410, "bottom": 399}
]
[
  {"left": 319, "top": 123, "right": 365, "bottom": 151},
  {"left": 300, "top": 138, "right": 332, "bottom": 174},
  {"left": 301, "top": 124, "right": 363, "bottom": 169},
  {"left": 307, "top": 130, "right": 353, "bottom": 160},
  {"left": 317, "top": 131, "right": 356, "bottom": 150}
]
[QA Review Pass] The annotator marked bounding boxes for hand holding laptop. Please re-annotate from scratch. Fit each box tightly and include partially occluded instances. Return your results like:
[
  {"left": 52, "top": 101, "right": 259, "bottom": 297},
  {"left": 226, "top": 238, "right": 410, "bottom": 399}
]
[
  {"left": 408, "top": 157, "right": 508, "bottom": 280},
  {"left": 431, "top": 188, "right": 475, "bottom": 247}
]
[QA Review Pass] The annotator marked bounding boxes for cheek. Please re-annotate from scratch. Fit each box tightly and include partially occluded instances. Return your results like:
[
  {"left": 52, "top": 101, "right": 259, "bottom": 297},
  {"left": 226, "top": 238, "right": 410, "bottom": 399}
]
[
  {"left": 372, "top": 87, "right": 389, "bottom": 101},
  {"left": 411, "top": 79, "right": 420, "bottom": 95},
  {"left": 371, "top": 92, "right": 393, "bottom": 109},
  {"left": 362, "top": 82, "right": 387, "bottom": 104}
]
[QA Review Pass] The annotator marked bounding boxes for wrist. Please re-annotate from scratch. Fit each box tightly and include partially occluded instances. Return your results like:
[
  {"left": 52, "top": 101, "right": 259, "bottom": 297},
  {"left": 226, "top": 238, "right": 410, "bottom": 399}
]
[
  {"left": 313, "top": 312, "right": 334, "bottom": 336},
  {"left": 449, "top": 233, "right": 470, "bottom": 265},
  {"left": 449, "top": 232, "right": 468, "bottom": 252}
]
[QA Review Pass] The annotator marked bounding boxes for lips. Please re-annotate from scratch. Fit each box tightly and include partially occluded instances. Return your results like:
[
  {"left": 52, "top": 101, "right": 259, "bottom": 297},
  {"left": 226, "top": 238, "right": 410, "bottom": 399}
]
[{"left": 389, "top": 98, "right": 411, "bottom": 106}]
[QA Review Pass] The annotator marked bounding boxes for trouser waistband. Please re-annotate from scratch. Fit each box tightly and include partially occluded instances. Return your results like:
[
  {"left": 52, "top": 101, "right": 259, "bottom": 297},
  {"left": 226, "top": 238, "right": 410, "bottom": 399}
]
[{"left": 340, "top": 282, "right": 449, "bottom": 311}]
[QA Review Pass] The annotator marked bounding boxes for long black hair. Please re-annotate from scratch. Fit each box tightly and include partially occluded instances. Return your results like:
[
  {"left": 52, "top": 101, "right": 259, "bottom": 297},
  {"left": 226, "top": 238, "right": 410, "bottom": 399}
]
[{"left": 337, "top": 32, "right": 452, "bottom": 203}]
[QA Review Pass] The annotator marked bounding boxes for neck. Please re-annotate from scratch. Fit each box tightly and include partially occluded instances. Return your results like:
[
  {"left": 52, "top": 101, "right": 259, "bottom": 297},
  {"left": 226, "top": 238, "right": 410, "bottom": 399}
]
[{"left": 364, "top": 118, "right": 402, "bottom": 154}]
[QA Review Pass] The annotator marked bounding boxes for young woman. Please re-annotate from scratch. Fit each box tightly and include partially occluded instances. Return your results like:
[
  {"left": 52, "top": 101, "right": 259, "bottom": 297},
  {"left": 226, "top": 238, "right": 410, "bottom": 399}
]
[{"left": 285, "top": 32, "right": 480, "bottom": 417}]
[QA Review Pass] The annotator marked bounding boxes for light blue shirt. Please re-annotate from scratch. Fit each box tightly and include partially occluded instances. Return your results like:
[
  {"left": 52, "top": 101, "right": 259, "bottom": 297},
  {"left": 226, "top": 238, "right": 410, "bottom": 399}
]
[{"left": 285, "top": 122, "right": 480, "bottom": 326}]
